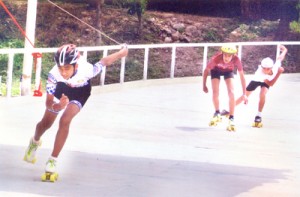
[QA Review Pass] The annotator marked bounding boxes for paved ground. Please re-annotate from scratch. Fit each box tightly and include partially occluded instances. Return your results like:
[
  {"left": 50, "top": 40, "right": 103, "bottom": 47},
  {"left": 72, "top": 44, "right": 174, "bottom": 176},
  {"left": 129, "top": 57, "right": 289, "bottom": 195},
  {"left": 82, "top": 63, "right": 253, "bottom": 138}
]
[{"left": 0, "top": 74, "right": 299, "bottom": 197}]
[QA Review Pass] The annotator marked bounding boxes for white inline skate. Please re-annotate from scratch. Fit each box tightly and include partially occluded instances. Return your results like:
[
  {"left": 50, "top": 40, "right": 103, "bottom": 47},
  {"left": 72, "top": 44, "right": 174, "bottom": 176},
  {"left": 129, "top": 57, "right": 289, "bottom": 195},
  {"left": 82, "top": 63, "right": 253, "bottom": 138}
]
[
  {"left": 23, "top": 137, "right": 41, "bottom": 164},
  {"left": 41, "top": 157, "right": 59, "bottom": 182}
]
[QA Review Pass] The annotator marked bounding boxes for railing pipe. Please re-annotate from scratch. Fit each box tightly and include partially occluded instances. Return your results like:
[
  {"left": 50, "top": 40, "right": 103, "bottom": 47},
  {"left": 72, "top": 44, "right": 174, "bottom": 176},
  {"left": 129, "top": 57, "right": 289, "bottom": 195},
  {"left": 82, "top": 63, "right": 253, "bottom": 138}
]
[{"left": 0, "top": 41, "right": 299, "bottom": 97}]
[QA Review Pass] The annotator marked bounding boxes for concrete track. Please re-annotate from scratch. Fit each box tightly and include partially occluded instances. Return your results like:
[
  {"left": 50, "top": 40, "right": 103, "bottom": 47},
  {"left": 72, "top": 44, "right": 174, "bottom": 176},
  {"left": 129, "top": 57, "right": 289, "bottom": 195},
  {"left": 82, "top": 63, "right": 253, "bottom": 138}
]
[{"left": 0, "top": 74, "right": 299, "bottom": 197}]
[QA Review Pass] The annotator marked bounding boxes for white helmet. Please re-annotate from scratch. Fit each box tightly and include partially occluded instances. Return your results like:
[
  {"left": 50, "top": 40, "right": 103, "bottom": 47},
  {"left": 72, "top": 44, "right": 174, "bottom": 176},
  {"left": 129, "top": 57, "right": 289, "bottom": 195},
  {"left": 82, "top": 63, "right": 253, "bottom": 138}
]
[
  {"left": 260, "top": 57, "right": 274, "bottom": 68},
  {"left": 54, "top": 44, "right": 80, "bottom": 66}
]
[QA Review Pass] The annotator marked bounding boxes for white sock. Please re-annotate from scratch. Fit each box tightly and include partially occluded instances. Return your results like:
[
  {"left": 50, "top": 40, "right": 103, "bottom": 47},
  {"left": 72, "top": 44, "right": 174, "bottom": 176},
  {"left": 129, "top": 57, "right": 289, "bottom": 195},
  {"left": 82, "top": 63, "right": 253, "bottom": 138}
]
[
  {"left": 257, "top": 112, "right": 262, "bottom": 117},
  {"left": 32, "top": 137, "right": 39, "bottom": 143}
]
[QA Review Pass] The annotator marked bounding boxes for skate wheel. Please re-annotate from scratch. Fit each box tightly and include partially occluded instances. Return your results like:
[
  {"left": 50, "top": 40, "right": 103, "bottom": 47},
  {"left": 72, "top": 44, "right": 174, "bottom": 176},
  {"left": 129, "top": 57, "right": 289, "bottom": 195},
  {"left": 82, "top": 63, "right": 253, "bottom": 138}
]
[
  {"left": 41, "top": 173, "right": 47, "bottom": 181},
  {"left": 32, "top": 158, "right": 37, "bottom": 164},
  {"left": 50, "top": 174, "right": 57, "bottom": 182},
  {"left": 23, "top": 156, "right": 36, "bottom": 164},
  {"left": 252, "top": 122, "right": 263, "bottom": 128},
  {"left": 227, "top": 126, "right": 236, "bottom": 132},
  {"left": 41, "top": 172, "right": 58, "bottom": 182},
  {"left": 209, "top": 121, "right": 217, "bottom": 126}
]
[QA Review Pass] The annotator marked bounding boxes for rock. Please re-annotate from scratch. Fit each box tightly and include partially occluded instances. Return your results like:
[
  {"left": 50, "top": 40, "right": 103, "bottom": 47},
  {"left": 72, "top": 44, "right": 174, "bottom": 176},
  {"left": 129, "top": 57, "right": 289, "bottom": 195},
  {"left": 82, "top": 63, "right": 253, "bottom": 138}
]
[
  {"left": 162, "top": 27, "right": 173, "bottom": 35},
  {"left": 179, "top": 35, "right": 191, "bottom": 43},
  {"left": 172, "top": 23, "right": 185, "bottom": 32},
  {"left": 230, "top": 30, "right": 241, "bottom": 37},
  {"left": 146, "top": 17, "right": 156, "bottom": 23},
  {"left": 194, "top": 23, "right": 202, "bottom": 29},
  {"left": 171, "top": 31, "right": 181, "bottom": 41},
  {"left": 164, "top": 37, "right": 173, "bottom": 43},
  {"left": 161, "top": 13, "right": 174, "bottom": 18},
  {"left": 185, "top": 25, "right": 198, "bottom": 37}
]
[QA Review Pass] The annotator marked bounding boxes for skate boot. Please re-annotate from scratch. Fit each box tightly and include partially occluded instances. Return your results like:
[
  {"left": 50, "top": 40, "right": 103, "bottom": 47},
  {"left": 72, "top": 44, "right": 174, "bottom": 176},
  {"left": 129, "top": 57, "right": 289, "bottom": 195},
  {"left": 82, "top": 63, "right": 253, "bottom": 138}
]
[
  {"left": 227, "top": 117, "right": 236, "bottom": 132},
  {"left": 220, "top": 109, "right": 230, "bottom": 117},
  {"left": 41, "top": 157, "right": 59, "bottom": 182},
  {"left": 209, "top": 112, "right": 222, "bottom": 126},
  {"left": 23, "top": 137, "right": 42, "bottom": 163},
  {"left": 252, "top": 116, "right": 263, "bottom": 128}
]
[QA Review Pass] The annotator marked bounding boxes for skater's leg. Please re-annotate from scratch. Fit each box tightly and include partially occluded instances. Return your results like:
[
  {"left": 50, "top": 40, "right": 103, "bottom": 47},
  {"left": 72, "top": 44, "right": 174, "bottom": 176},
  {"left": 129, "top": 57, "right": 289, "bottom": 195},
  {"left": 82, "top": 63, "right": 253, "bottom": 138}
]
[
  {"left": 211, "top": 78, "right": 220, "bottom": 112},
  {"left": 51, "top": 103, "right": 80, "bottom": 158},
  {"left": 225, "top": 78, "right": 235, "bottom": 117},
  {"left": 34, "top": 109, "right": 58, "bottom": 141},
  {"left": 258, "top": 87, "right": 269, "bottom": 113},
  {"left": 24, "top": 110, "right": 57, "bottom": 163}
]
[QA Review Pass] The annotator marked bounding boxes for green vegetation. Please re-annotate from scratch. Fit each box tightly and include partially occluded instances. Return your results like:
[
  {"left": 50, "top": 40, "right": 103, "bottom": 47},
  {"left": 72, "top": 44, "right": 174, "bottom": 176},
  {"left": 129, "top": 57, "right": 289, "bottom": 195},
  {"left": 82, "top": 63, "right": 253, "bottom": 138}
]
[{"left": 289, "top": 1, "right": 300, "bottom": 34}]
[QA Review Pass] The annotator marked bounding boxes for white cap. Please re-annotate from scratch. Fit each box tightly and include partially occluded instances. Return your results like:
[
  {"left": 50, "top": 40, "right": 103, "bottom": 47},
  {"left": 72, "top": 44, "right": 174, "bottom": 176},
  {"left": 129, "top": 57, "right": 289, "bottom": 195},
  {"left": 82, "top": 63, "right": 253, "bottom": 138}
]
[{"left": 260, "top": 57, "right": 274, "bottom": 68}]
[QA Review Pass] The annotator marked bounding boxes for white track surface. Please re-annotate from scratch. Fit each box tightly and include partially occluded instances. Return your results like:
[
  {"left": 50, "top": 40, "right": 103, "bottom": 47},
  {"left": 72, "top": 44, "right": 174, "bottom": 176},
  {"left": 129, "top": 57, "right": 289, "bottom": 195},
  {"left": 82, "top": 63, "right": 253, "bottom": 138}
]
[{"left": 0, "top": 74, "right": 300, "bottom": 197}]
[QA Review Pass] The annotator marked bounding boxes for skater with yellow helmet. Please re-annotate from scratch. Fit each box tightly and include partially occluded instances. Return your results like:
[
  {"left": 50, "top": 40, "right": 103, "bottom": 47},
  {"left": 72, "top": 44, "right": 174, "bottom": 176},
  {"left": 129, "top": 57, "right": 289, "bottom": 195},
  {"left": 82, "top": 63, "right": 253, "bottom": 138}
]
[{"left": 203, "top": 44, "right": 247, "bottom": 131}]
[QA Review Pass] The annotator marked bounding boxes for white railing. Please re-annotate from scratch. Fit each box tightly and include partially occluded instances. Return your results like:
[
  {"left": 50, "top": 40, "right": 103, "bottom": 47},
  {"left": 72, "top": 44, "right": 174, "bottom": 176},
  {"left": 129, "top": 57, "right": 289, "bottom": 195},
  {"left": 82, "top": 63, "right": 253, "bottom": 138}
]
[{"left": 0, "top": 41, "right": 299, "bottom": 97}]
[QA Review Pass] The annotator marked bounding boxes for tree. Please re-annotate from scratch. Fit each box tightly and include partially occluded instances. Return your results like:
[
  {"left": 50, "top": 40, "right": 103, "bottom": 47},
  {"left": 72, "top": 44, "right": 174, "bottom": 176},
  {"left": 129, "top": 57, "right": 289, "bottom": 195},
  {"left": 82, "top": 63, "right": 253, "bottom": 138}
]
[
  {"left": 127, "top": 0, "right": 147, "bottom": 34},
  {"left": 95, "top": 0, "right": 105, "bottom": 45},
  {"left": 241, "top": 0, "right": 262, "bottom": 20},
  {"left": 109, "top": 0, "right": 147, "bottom": 35},
  {"left": 276, "top": 1, "right": 299, "bottom": 40},
  {"left": 241, "top": 0, "right": 299, "bottom": 40}
]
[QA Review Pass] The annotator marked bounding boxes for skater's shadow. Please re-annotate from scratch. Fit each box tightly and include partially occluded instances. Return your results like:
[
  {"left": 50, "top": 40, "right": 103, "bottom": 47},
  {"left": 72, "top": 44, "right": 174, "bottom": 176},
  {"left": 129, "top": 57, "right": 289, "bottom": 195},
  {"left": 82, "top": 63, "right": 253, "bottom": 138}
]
[{"left": 176, "top": 126, "right": 215, "bottom": 132}]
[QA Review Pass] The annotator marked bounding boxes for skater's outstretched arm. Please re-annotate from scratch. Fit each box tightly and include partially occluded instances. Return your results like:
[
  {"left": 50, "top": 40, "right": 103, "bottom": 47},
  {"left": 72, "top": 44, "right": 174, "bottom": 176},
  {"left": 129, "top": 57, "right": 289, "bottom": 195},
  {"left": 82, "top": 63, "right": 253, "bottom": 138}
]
[
  {"left": 264, "top": 45, "right": 287, "bottom": 87},
  {"left": 100, "top": 44, "right": 128, "bottom": 66},
  {"left": 264, "top": 66, "right": 284, "bottom": 87},
  {"left": 277, "top": 45, "right": 288, "bottom": 62}
]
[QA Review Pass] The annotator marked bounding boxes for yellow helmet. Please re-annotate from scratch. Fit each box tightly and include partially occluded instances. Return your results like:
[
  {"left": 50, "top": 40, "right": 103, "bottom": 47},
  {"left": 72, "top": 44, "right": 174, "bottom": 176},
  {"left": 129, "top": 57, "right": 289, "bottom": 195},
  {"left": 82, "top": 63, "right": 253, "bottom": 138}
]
[{"left": 221, "top": 44, "right": 237, "bottom": 54}]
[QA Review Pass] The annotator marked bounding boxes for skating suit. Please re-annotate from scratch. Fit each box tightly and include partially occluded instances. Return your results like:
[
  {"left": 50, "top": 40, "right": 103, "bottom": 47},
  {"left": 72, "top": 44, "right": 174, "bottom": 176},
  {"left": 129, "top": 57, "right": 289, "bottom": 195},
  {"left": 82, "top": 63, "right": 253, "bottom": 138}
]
[
  {"left": 46, "top": 57, "right": 104, "bottom": 109},
  {"left": 246, "top": 60, "right": 281, "bottom": 91},
  {"left": 252, "top": 60, "right": 281, "bottom": 82}
]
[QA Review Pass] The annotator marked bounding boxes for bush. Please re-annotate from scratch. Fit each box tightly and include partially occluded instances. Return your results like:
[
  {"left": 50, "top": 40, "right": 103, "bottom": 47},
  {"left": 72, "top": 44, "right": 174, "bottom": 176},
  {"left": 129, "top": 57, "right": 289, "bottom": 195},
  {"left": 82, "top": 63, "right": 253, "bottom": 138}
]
[{"left": 290, "top": 21, "right": 300, "bottom": 33}]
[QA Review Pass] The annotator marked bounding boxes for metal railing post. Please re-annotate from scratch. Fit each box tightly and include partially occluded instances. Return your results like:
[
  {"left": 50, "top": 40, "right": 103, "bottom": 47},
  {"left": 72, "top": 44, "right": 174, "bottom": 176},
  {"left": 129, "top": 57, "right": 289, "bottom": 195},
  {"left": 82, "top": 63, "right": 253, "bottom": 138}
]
[
  {"left": 6, "top": 53, "right": 14, "bottom": 98},
  {"left": 202, "top": 45, "right": 208, "bottom": 74},
  {"left": 170, "top": 46, "right": 176, "bottom": 78},
  {"left": 143, "top": 47, "right": 149, "bottom": 80},
  {"left": 120, "top": 57, "right": 126, "bottom": 83},
  {"left": 101, "top": 49, "right": 108, "bottom": 86}
]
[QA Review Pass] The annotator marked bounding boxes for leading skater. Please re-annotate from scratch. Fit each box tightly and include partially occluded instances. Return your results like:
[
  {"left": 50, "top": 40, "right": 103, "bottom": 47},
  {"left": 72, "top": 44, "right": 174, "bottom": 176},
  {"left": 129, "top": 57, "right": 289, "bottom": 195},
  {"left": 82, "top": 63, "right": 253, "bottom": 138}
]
[{"left": 24, "top": 44, "right": 128, "bottom": 175}]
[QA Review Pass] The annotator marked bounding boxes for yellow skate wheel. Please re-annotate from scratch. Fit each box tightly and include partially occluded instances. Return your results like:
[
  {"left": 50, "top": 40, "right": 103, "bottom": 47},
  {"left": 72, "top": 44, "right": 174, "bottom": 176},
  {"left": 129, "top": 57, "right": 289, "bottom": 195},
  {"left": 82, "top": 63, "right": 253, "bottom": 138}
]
[
  {"left": 50, "top": 174, "right": 56, "bottom": 182},
  {"left": 209, "top": 119, "right": 218, "bottom": 126},
  {"left": 23, "top": 155, "right": 36, "bottom": 164},
  {"left": 257, "top": 123, "right": 263, "bottom": 128},
  {"left": 252, "top": 122, "right": 263, "bottom": 128},
  {"left": 41, "top": 173, "right": 47, "bottom": 181},
  {"left": 50, "top": 173, "right": 58, "bottom": 182},
  {"left": 227, "top": 126, "right": 236, "bottom": 132}
]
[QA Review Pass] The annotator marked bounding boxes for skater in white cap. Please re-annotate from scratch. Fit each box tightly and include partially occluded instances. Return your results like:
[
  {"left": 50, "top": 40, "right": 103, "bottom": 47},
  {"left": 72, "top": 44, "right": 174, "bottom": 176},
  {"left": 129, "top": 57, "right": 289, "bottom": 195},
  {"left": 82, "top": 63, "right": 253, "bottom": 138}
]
[{"left": 235, "top": 44, "right": 288, "bottom": 127}]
